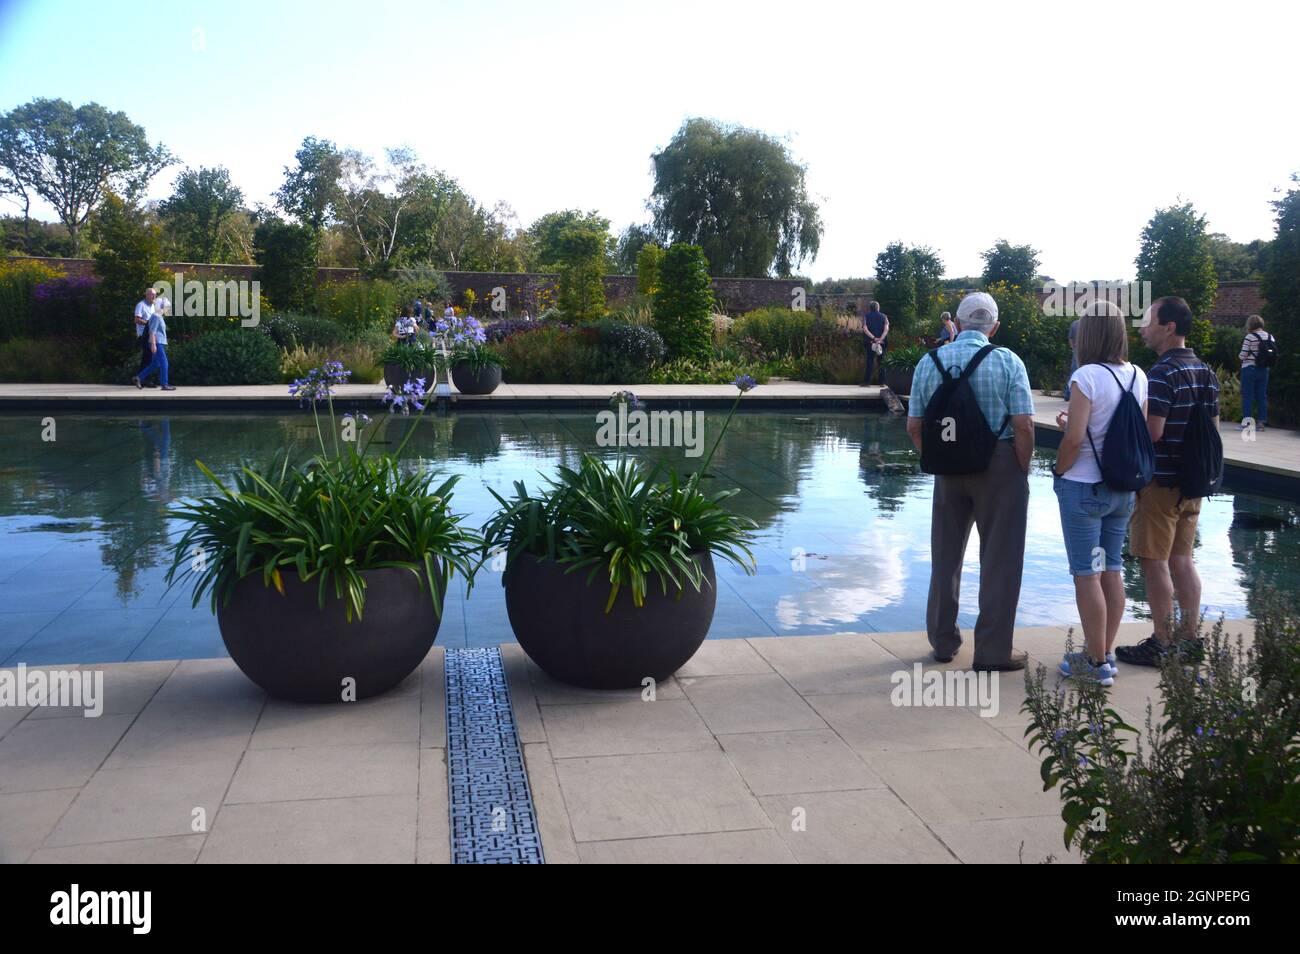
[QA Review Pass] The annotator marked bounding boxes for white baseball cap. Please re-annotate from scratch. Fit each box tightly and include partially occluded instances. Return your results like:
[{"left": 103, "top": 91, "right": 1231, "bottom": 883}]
[{"left": 956, "top": 291, "right": 998, "bottom": 323}]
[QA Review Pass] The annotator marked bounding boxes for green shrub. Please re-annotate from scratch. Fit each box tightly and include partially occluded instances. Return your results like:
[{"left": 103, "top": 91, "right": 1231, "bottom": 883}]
[
  {"left": 262, "top": 312, "right": 351, "bottom": 350},
  {"left": 653, "top": 244, "right": 714, "bottom": 361},
  {"left": 596, "top": 319, "right": 666, "bottom": 382},
  {"left": 169, "top": 328, "right": 281, "bottom": 385},
  {"left": 985, "top": 281, "right": 1072, "bottom": 389},
  {"left": 497, "top": 326, "right": 602, "bottom": 383},
  {"left": 316, "top": 279, "right": 401, "bottom": 334},
  {"left": 1023, "top": 593, "right": 1300, "bottom": 863},
  {"left": 0, "top": 259, "right": 64, "bottom": 340},
  {"left": 253, "top": 217, "right": 318, "bottom": 312},
  {"left": 1215, "top": 366, "right": 1242, "bottom": 423},
  {"left": 635, "top": 243, "right": 664, "bottom": 296},
  {"left": 281, "top": 342, "right": 382, "bottom": 385},
  {"left": 0, "top": 337, "right": 100, "bottom": 382},
  {"left": 733, "top": 307, "right": 847, "bottom": 360},
  {"left": 555, "top": 225, "right": 607, "bottom": 323},
  {"left": 647, "top": 355, "right": 767, "bottom": 385}
]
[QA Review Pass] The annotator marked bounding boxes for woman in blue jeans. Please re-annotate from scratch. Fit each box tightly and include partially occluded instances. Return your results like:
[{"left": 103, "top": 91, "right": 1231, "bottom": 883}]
[
  {"left": 132, "top": 307, "right": 174, "bottom": 390},
  {"left": 1051, "top": 303, "right": 1148, "bottom": 686},
  {"left": 1238, "top": 314, "right": 1274, "bottom": 431}
]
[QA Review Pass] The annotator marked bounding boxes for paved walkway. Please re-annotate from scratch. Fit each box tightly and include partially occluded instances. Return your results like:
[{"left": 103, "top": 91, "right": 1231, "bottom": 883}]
[
  {"left": 1031, "top": 390, "right": 1299, "bottom": 481},
  {"left": 1, "top": 620, "right": 1255, "bottom": 864}
]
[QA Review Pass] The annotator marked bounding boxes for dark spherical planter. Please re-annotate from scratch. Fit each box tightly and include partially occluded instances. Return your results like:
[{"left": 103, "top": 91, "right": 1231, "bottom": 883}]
[
  {"left": 451, "top": 362, "right": 502, "bottom": 395},
  {"left": 504, "top": 552, "right": 717, "bottom": 690},
  {"left": 216, "top": 566, "right": 442, "bottom": 703},
  {"left": 883, "top": 367, "right": 915, "bottom": 396},
  {"left": 384, "top": 363, "right": 434, "bottom": 390}
]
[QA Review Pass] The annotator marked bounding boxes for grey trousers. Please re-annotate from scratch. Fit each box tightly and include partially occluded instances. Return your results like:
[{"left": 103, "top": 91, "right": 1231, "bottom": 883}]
[{"left": 926, "top": 441, "right": 1029, "bottom": 665}]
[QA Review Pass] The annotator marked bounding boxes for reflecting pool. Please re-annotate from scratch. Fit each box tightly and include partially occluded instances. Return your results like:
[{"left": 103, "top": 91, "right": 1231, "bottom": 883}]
[{"left": 0, "top": 409, "right": 1295, "bottom": 665}]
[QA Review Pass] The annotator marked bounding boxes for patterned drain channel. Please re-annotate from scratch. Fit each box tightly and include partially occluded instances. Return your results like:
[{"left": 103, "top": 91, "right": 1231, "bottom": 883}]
[{"left": 444, "top": 647, "right": 545, "bottom": 863}]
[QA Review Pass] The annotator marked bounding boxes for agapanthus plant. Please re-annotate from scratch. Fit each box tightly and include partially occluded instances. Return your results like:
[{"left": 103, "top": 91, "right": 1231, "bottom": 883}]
[
  {"left": 166, "top": 364, "right": 480, "bottom": 621},
  {"left": 482, "top": 377, "right": 758, "bottom": 611}
]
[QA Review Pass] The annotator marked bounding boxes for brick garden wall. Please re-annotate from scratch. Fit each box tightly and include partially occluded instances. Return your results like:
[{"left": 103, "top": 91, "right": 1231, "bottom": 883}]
[{"left": 6, "top": 256, "right": 1267, "bottom": 324}]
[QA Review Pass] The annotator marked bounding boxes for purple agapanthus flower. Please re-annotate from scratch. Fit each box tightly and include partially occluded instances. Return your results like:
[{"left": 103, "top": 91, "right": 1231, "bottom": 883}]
[
  {"left": 733, "top": 374, "right": 757, "bottom": 393},
  {"left": 609, "top": 390, "right": 642, "bottom": 411},
  {"left": 289, "top": 362, "right": 351, "bottom": 405},
  {"left": 381, "top": 378, "right": 427, "bottom": 416},
  {"left": 434, "top": 314, "right": 487, "bottom": 346}
]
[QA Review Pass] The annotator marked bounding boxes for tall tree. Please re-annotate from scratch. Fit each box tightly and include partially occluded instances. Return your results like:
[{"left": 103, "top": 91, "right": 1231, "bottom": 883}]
[
  {"left": 554, "top": 223, "right": 607, "bottom": 322},
  {"left": 872, "top": 242, "right": 945, "bottom": 338},
  {"left": 980, "top": 239, "right": 1040, "bottom": 289},
  {"left": 649, "top": 118, "right": 822, "bottom": 277},
  {"left": 274, "top": 136, "right": 342, "bottom": 232},
  {"left": 331, "top": 146, "right": 424, "bottom": 273},
  {"left": 1207, "top": 232, "right": 1271, "bottom": 282},
  {"left": 1135, "top": 202, "right": 1218, "bottom": 319},
  {"left": 526, "top": 210, "right": 612, "bottom": 272},
  {"left": 0, "top": 98, "right": 172, "bottom": 255},
  {"left": 159, "top": 166, "right": 244, "bottom": 262}
]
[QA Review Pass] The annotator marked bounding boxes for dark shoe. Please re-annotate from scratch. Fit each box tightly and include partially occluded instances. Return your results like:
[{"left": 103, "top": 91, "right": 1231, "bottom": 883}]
[
  {"left": 160, "top": 385, "right": 176, "bottom": 391},
  {"left": 933, "top": 650, "right": 956, "bottom": 663},
  {"left": 1174, "top": 636, "right": 1205, "bottom": 663},
  {"left": 145, "top": 381, "right": 159, "bottom": 388},
  {"left": 1114, "top": 634, "right": 1169, "bottom": 668},
  {"left": 972, "top": 649, "right": 1028, "bottom": 672},
  {"left": 131, "top": 376, "right": 142, "bottom": 390}
]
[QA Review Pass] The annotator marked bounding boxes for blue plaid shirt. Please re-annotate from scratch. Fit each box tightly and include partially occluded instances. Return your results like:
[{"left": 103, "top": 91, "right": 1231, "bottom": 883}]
[{"left": 907, "top": 331, "right": 1035, "bottom": 439}]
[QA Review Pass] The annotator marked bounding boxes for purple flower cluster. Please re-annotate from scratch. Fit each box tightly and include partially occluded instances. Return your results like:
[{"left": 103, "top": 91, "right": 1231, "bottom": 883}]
[
  {"left": 289, "top": 361, "right": 351, "bottom": 405},
  {"left": 434, "top": 314, "right": 487, "bottom": 346},
  {"left": 609, "top": 390, "right": 643, "bottom": 411},
  {"left": 382, "top": 378, "right": 427, "bottom": 415},
  {"left": 733, "top": 374, "right": 758, "bottom": 393}
]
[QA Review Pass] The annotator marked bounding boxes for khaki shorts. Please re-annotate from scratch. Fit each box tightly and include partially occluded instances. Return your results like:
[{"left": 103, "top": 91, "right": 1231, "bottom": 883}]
[{"left": 1129, "top": 483, "right": 1201, "bottom": 560}]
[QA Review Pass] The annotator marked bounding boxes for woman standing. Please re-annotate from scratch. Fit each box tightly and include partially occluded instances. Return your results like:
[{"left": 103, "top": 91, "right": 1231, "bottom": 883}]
[
  {"left": 1238, "top": 314, "right": 1276, "bottom": 432},
  {"left": 1051, "top": 302, "right": 1148, "bottom": 685}
]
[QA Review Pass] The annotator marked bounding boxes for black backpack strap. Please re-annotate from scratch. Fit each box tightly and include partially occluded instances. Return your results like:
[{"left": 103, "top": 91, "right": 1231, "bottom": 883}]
[
  {"left": 927, "top": 347, "right": 953, "bottom": 381},
  {"left": 958, "top": 345, "right": 1000, "bottom": 380}
]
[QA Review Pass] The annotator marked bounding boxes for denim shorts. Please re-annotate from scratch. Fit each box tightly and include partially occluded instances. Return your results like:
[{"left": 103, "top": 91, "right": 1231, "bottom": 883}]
[{"left": 1053, "top": 476, "right": 1135, "bottom": 576}]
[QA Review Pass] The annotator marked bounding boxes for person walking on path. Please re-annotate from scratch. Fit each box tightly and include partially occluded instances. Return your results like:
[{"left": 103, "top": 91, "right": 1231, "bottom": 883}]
[
  {"left": 906, "top": 291, "right": 1036, "bottom": 671},
  {"left": 132, "top": 300, "right": 174, "bottom": 391},
  {"left": 1238, "top": 314, "right": 1276, "bottom": 432},
  {"left": 132, "top": 287, "right": 159, "bottom": 388},
  {"left": 1051, "top": 302, "right": 1151, "bottom": 686},
  {"left": 861, "top": 300, "right": 889, "bottom": 386},
  {"left": 1117, "top": 296, "right": 1221, "bottom": 667}
]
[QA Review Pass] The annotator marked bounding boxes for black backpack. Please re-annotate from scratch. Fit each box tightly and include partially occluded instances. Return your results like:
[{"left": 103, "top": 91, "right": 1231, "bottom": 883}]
[
  {"left": 920, "top": 345, "right": 1010, "bottom": 475},
  {"left": 1170, "top": 364, "right": 1224, "bottom": 499},
  {"left": 1085, "top": 365, "right": 1155, "bottom": 491},
  {"left": 1253, "top": 333, "right": 1278, "bottom": 369}
]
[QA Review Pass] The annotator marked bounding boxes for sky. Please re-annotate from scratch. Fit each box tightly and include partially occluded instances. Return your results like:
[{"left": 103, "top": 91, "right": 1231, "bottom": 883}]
[{"left": 1, "top": 0, "right": 1296, "bottom": 281}]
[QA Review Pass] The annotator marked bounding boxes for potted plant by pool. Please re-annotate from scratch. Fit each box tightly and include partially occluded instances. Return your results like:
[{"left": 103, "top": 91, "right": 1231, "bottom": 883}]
[
  {"left": 434, "top": 312, "right": 504, "bottom": 395},
  {"left": 882, "top": 343, "right": 926, "bottom": 396},
  {"left": 481, "top": 382, "right": 759, "bottom": 690},
  {"left": 165, "top": 363, "right": 480, "bottom": 703},
  {"left": 448, "top": 344, "right": 505, "bottom": 395},
  {"left": 381, "top": 341, "right": 437, "bottom": 391}
]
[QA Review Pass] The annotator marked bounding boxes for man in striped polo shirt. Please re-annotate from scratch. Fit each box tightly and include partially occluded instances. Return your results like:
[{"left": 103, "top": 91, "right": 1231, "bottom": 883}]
[{"left": 1118, "top": 296, "right": 1219, "bottom": 667}]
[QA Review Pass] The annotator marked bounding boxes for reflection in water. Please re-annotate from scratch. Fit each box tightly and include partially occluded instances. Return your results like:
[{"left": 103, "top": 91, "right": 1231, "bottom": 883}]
[{"left": 0, "top": 410, "right": 1293, "bottom": 646}]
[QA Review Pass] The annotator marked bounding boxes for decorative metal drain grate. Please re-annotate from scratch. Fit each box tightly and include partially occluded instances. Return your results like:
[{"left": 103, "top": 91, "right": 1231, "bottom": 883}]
[{"left": 444, "top": 647, "right": 545, "bottom": 864}]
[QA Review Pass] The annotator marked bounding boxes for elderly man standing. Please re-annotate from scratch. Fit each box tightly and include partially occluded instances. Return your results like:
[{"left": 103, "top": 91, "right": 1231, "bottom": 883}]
[
  {"left": 906, "top": 292, "right": 1036, "bottom": 670},
  {"left": 132, "top": 287, "right": 159, "bottom": 388}
]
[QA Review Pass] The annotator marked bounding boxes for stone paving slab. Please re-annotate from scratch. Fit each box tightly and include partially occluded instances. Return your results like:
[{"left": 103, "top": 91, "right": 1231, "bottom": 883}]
[{"left": 0, "top": 624, "right": 1206, "bottom": 863}]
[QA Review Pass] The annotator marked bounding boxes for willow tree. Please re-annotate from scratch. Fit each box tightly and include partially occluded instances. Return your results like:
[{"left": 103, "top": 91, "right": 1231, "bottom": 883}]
[{"left": 649, "top": 118, "right": 821, "bottom": 277}]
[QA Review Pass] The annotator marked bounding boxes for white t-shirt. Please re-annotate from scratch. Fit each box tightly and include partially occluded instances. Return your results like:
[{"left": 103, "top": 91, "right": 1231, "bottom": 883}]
[
  {"left": 133, "top": 300, "right": 155, "bottom": 338},
  {"left": 1061, "top": 361, "right": 1149, "bottom": 484}
]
